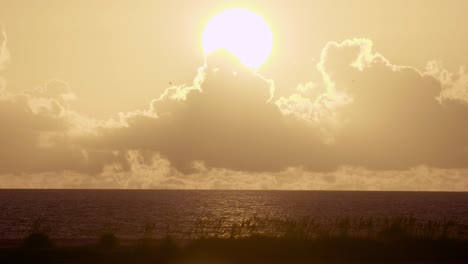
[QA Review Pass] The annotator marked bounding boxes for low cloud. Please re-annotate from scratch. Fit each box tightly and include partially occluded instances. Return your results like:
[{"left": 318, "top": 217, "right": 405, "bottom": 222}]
[{"left": 1, "top": 150, "right": 466, "bottom": 191}]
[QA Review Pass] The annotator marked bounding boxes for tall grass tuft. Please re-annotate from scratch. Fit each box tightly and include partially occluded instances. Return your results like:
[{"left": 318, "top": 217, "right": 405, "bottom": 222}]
[
  {"left": 98, "top": 223, "right": 120, "bottom": 250},
  {"left": 23, "top": 217, "right": 52, "bottom": 249},
  {"left": 98, "top": 232, "right": 119, "bottom": 250}
]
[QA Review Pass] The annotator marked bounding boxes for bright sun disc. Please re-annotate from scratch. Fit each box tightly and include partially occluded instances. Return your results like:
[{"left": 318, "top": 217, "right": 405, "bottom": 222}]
[{"left": 202, "top": 9, "right": 273, "bottom": 69}]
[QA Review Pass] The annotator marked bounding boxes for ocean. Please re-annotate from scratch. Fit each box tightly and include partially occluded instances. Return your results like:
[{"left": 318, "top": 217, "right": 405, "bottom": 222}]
[{"left": 0, "top": 190, "right": 467, "bottom": 241}]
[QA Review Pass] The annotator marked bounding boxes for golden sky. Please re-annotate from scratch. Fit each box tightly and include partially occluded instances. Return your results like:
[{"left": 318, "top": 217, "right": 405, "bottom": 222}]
[{"left": 0, "top": 0, "right": 467, "bottom": 190}]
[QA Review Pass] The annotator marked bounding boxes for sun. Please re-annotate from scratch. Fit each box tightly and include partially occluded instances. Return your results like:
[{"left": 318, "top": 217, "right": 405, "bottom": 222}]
[{"left": 202, "top": 8, "right": 273, "bottom": 69}]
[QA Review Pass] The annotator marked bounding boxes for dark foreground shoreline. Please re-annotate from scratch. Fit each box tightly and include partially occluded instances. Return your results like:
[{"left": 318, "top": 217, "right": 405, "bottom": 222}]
[
  {"left": 1, "top": 215, "right": 468, "bottom": 263},
  {"left": 1, "top": 237, "right": 467, "bottom": 264}
]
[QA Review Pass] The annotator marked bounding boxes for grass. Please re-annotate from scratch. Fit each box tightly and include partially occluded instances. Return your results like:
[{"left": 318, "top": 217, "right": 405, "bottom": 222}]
[
  {"left": 182, "top": 216, "right": 465, "bottom": 241},
  {"left": 1, "top": 216, "right": 466, "bottom": 263},
  {"left": 22, "top": 217, "right": 52, "bottom": 249}
]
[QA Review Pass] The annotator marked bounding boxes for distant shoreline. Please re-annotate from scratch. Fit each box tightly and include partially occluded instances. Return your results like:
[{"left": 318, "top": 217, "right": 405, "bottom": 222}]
[{"left": 1, "top": 188, "right": 468, "bottom": 193}]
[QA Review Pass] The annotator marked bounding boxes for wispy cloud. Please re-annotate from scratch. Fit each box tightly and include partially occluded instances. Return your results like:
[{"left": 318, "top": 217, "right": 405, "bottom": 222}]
[{"left": 0, "top": 26, "right": 10, "bottom": 72}]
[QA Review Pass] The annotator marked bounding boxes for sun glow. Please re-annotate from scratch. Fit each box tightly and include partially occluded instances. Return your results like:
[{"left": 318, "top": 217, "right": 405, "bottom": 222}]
[{"left": 202, "top": 9, "right": 273, "bottom": 69}]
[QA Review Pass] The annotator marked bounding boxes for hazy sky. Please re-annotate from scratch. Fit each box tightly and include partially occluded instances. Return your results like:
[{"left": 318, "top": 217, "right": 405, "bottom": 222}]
[{"left": 0, "top": 0, "right": 467, "bottom": 190}]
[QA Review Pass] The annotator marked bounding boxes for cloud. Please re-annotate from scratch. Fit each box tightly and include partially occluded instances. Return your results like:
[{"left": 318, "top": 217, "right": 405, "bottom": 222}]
[
  {"left": 0, "top": 26, "right": 10, "bottom": 72},
  {"left": 0, "top": 30, "right": 468, "bottom": 190},
  {"left": 0, "top": 32, "right": 124, "bottom": 174},
  {"left": 92, "top": 39, "right": 468, "bottom": 174},
  {"left": 89, "top": 50, "right": 327, "bottom": 173},
  {"left": 0, "top": 26, "right": 10, "bottom": 97},
  {"left": 425, "top": 61, "right": 468, "bottom": 103},
  {"left": 0, "top": 79, "right": 104, "bottom": 174},
  {"left": 276, "top": 38, "right": 468, "bottom": 170},
  {"left": 1, "top": 150, "right": 467, "bottom": 191}
]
